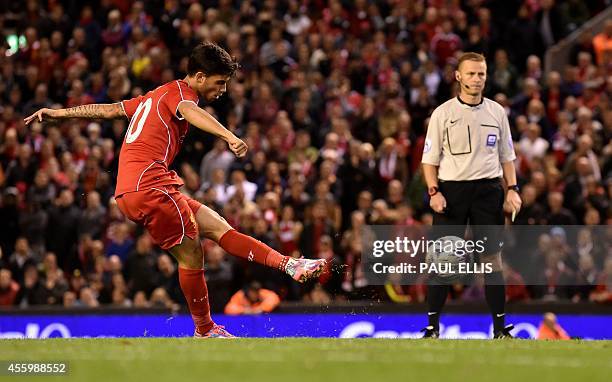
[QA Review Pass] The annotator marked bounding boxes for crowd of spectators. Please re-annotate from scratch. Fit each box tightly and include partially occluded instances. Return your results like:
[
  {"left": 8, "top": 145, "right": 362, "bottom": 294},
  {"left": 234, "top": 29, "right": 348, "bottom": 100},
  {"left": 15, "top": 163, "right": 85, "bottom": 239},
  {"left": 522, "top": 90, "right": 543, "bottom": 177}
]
[{"left": 0, "top": 0, "right": 611, "bottom": 311}]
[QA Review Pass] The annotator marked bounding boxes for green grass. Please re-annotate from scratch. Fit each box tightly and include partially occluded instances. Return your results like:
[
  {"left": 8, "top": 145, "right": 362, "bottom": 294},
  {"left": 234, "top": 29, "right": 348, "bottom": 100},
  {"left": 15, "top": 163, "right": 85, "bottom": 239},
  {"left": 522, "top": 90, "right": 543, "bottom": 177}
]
[{"left": 1, "top": 338, "right": 610, "bottom": 382}]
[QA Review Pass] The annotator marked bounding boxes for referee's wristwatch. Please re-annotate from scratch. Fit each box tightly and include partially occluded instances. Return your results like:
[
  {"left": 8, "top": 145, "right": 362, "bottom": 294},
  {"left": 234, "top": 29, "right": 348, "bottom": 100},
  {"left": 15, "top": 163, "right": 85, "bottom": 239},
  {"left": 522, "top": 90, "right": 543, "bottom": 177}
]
[
  {"left": 507, "top": 184, "right": 520, "bottom": 193},
  {"left": 428, "top": 186, "right": 440, "bottom": 196}
]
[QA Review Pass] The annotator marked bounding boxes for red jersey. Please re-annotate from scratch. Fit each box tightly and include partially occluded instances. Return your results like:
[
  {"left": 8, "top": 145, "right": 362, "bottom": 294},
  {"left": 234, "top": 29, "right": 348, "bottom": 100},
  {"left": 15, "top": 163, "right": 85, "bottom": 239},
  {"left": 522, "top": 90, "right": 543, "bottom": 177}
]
[{"left": 115, "top": 80, "right": 199, "bottom": 196}]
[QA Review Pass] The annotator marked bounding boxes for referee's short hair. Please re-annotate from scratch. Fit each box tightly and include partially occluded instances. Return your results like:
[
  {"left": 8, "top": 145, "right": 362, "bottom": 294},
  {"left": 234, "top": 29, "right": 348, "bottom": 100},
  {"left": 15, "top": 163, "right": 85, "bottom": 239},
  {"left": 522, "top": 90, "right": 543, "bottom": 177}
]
[{"left": 457, "top": 52, "right": 486, "bottom": 69}]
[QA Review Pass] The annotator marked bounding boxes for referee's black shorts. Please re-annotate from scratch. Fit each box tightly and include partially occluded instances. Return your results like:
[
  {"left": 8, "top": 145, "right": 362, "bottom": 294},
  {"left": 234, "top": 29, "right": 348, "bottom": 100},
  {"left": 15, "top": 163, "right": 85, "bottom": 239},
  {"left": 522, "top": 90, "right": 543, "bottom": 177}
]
[{"left": 432, "top": 177, "right": 505, "bottom": 256}]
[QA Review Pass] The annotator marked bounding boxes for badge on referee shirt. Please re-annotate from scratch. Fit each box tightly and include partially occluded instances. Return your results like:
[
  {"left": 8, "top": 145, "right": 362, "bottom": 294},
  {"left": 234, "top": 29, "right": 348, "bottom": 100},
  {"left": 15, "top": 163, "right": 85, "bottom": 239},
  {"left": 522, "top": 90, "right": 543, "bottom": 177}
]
[
  {"left": 486, "top": 134, "right": 497, "bottom": 147},
  {"left": 424, "top": 138, "right": 432, "bottom": 153}
]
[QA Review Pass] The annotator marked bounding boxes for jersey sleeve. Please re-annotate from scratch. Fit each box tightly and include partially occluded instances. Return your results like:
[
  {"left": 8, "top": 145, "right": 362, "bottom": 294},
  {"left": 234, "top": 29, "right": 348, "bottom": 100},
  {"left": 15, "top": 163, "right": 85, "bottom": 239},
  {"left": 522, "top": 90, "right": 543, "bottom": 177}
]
[
  {"left": 499, "top": 109, "right": 517, "bottom": 163},
  {"left": 163, "top": 81, "right": 199, "bottom": 121},
  {"left": 421, "top": 108, "right": 444, "bottom": 166},
  {"left": 121, "top": 95, "right": 144, "bottom": 119}
]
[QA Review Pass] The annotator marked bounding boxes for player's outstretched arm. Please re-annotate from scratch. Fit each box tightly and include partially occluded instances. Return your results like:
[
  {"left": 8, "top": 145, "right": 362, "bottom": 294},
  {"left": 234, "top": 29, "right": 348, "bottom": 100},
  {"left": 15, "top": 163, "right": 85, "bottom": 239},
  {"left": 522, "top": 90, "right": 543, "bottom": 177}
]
[
  {"left": 178, "top": 101, "right": 248, "bottom": 158},
  {"left": 23, "top": 103, "right": 125, "bottom": 125}
]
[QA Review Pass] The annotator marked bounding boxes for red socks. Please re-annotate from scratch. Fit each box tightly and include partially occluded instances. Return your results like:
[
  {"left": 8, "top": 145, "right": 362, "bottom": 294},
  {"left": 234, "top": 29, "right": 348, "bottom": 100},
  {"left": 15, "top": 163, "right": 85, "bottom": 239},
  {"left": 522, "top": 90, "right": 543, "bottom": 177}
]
[
  {"left": 218, "top": 229, "right": 288, "bottom": 271},
  {"left": 178, "top": 267, "right": 214, "bottom": 335},
  {"left": 178, "top": 230, "right": 289, "bottom": 334}
]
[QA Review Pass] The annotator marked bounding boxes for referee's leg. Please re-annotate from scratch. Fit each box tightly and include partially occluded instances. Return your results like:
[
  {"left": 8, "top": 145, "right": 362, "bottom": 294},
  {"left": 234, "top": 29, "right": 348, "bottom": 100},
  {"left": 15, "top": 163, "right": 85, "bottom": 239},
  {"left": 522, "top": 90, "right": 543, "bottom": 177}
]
[
  {"left": 427, "top": 181, "right": 470, "bottom": 334},
  {"left": 469, "top": 179, "right": 507, "bottom": 336}
]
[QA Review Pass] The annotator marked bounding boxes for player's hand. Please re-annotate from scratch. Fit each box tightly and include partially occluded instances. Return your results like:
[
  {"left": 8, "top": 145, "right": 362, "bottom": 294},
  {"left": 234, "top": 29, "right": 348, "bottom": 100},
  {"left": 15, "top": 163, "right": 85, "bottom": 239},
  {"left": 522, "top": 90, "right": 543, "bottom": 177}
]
[
  {"left": 227, "top": 135, "right": 248, "bottom": 158},
  {"left": 430, "top": 193, "right": 447, "bottom": 213},
  {"left": 504, "top": 189, "right": 522, "bottom": 216},
  {"left": 23, "top": 108, "right": 60, "bottom": 125}
]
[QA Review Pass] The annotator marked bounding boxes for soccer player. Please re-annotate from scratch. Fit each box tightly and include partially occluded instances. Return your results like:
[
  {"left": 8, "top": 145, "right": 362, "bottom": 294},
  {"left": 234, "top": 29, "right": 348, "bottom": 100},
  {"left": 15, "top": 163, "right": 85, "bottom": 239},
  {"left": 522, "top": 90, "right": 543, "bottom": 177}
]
[{"left": 24, "top": 42, "right": 326, "bottom": 338}]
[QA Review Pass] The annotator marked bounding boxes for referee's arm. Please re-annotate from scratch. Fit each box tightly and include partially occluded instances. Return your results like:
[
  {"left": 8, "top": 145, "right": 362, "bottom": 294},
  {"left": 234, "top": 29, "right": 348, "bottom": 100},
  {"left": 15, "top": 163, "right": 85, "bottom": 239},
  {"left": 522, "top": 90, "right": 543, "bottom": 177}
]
[
  {"left": 423, "top": 164, "right": 445, "bottom": 213},
  {"left": 500, "top": 111, "right": 522, "bottom": 215},
  {"left": 502, "top": 161, "right": 521, "bottom": 213},
  {"left": 422, "top": 109, "right": 446, "bottom": 213},
  {"left": 501, "top": 162, "right": 518, "bottom": 189}
]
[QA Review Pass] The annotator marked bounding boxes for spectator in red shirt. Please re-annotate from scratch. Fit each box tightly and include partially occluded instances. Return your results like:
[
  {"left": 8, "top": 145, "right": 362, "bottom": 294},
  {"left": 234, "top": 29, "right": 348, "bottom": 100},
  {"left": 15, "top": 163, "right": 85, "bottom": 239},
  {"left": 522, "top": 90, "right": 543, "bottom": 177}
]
[
  {"left": 504, "top": 265, "right": 530, "bottom": 302},
  {"left": 414, "top": 7, "right": 440, "bottom": 45},
  {"left": 590, "top": 257, "right": 612, "bottom": 303},
  {"left": 430, "top": 19, "right": 462, "bottom": 67},
  {"left": 0, "top": 269, "right": 20, "bottom": 306},
  {"left": 66, "top": 80, "right": 95, "bottom": 109}
]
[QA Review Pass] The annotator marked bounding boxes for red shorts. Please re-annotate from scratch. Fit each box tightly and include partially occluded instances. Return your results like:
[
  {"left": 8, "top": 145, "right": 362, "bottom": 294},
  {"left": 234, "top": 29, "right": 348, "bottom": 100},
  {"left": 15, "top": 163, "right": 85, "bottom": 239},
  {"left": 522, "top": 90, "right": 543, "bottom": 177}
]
[{"left": 116, "top": 186, "right": 203, "bottom": 250}]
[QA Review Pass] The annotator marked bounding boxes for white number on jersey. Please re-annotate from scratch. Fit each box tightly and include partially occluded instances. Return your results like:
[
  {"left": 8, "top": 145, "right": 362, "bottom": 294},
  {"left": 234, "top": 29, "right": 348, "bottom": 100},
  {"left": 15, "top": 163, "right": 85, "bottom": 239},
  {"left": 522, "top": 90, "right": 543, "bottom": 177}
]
[{"left": 125, "top": 98, "right": 153, "bottom": 143}]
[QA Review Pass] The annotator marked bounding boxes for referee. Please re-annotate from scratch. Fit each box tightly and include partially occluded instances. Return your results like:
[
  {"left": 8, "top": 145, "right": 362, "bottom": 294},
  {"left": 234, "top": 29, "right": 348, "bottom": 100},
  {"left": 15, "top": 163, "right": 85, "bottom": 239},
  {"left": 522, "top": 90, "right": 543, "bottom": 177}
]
[{"left": 421, "top": 52, "right": 522, "bottom": 338}]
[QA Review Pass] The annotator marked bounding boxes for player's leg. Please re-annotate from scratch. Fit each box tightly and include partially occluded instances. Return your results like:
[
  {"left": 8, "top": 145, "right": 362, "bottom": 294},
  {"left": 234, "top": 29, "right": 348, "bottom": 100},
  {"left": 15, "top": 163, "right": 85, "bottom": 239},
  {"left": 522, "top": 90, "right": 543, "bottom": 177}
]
[
  {"left": 426, "top": 181, "right": 470, "bottom": 337},
  {"left": 191, "top": 201, "right": 287, "bottom": 269},
  {"left": 469, "top": 179, "right": 512, "bottom": 338},
  {"left": 187, "top": 199, "right": 326, "bottom": 282},
  {"left": 123, "top": 187, "right": 231, "bottom": 337},
  {"left": 167, "top": 235, "right": 215, "bottom": 336},
  {"left": 165, "top": 235, "right": 233, "bottom": 338}
]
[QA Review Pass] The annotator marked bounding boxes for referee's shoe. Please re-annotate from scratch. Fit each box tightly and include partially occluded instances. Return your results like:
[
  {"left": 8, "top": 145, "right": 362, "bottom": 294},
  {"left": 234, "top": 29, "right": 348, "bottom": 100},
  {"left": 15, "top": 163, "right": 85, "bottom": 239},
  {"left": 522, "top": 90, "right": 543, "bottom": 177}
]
[
  {"left": 421, "top": 326, "right": 440, "bottom": 338},
  {"left": 493, "top": 324, "right": 515, "bottom": 339},
  {"left": 419, "top": 324, "right": 515, "bottom": 339}
]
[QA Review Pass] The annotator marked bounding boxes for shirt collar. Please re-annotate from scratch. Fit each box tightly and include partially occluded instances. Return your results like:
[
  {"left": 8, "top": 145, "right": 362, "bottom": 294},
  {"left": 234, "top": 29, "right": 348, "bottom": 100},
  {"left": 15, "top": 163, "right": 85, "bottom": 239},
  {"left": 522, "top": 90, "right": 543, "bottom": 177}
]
[{"left": 456, "top": 96, "right": 484, "bottom": 108}]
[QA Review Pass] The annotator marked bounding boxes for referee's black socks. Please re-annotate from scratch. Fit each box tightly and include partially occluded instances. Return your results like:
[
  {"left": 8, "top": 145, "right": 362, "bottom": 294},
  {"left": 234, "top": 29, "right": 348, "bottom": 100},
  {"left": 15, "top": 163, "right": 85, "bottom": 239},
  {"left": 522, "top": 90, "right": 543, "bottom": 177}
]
[
  {"left": 426, "top": 284, "right": 449, "bottom": 330},
  {"left": 484, "top": 271, "right": 506, "bottom": 332}
]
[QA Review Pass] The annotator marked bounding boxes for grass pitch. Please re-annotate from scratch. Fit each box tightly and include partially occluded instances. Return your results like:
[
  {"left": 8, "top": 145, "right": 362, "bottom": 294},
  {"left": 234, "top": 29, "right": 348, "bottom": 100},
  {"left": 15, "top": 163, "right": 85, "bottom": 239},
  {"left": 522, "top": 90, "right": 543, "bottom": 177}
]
[{"left": 1, "top": 338, "right": 610, "bottom": 382}]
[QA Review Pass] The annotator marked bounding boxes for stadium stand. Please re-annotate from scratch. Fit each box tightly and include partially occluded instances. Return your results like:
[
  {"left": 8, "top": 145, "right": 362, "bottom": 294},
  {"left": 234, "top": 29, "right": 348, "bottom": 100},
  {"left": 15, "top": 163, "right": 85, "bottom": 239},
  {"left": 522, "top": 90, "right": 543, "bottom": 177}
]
[{"left": 0, "top": 0, "right": 610, "bottom": 312}]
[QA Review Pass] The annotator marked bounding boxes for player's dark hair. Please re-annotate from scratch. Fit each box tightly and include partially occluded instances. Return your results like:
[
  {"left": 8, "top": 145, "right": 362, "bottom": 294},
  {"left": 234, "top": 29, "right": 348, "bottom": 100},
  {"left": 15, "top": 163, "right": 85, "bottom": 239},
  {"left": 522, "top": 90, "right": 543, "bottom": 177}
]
[{"left": 187, "top": 42, "right": 240, "bottom": 77}]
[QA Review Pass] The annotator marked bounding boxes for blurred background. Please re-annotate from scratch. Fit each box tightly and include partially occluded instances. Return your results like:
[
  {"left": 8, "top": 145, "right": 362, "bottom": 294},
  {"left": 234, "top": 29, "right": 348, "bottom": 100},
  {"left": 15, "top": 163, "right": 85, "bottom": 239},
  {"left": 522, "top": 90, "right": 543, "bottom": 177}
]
[{"left": 0, "top": 0, "right": 610, "bottom": 338}]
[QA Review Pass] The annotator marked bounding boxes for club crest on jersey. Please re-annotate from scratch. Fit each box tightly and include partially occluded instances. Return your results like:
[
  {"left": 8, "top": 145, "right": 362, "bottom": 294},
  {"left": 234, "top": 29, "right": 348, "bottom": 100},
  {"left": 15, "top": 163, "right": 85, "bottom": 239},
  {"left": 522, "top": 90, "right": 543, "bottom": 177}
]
[{"left": 486, "top": 134, "right": 497, "bottom": 147}]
